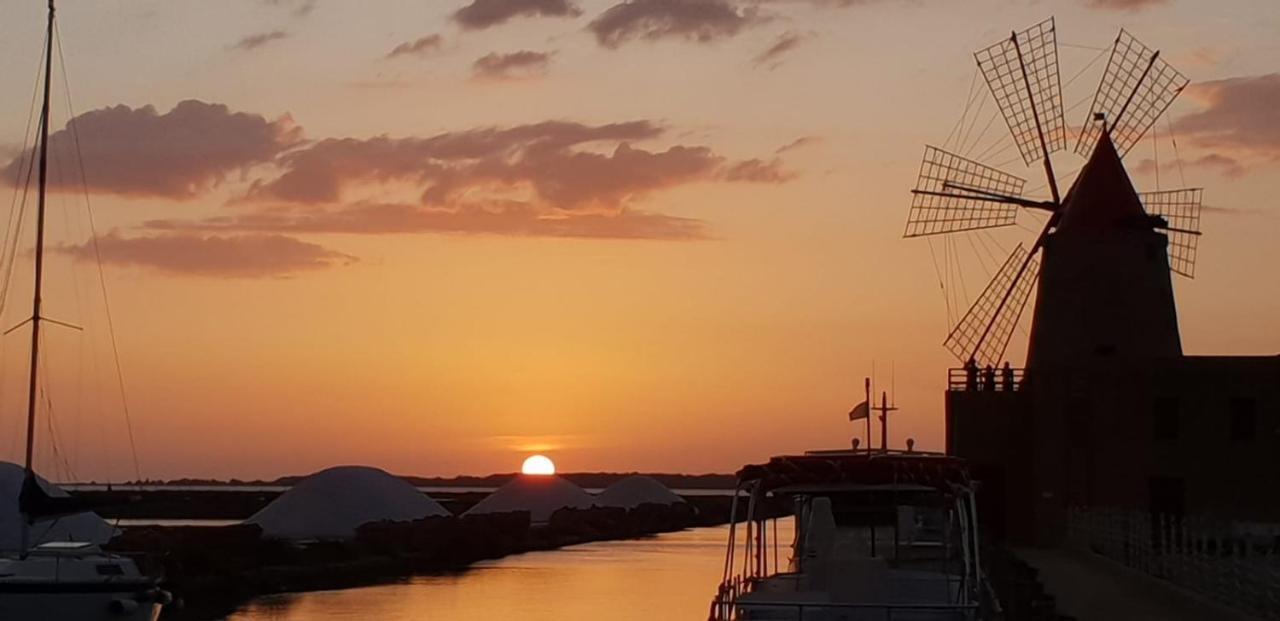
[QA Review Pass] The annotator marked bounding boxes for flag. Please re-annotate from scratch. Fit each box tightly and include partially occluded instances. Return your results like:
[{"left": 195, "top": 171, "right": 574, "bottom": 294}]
[{"left": 848, "top": 400, "right": 869, "bottom": 421}]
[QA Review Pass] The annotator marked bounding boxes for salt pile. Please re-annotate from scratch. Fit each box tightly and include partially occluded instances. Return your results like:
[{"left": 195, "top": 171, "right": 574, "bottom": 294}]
[
  {"left": 246, "top": 465, "right": 450, "bottom": 540},
  {"left": 0, "top": 462, "right": 116, "bottom": 551},
  {"left": 463, "top": 475, "right": 593, "bottom": 523},
  {"left": 596, "top": 475, "right": 686, "bottom": 509}
]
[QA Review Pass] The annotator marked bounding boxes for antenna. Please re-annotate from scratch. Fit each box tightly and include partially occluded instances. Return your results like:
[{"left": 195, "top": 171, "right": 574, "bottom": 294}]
[
  {"left": 1076, "top": 29, "right": 1189, "bottom": 158},
  {"left": 1140, "top": 188, "right": 1203, "bottom": 277}
]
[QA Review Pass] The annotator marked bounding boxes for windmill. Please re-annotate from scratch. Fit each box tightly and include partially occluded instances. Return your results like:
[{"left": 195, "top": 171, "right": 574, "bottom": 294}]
[{"left": 904, "top": 18, "right": 1203, "bottom": 369}]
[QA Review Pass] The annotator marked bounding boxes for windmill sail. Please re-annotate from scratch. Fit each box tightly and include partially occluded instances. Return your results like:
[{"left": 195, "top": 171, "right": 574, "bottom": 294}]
[
  {"left": 1076, "top": 29, "right": 1188, "bottom": 158},
  {"left": 905, "top": 146, "right": 1026, "bottom": 237},
  {"left": 1140, "top": 188, "right": 1203, "bottom": 278},
  {"left": 944, "top": 244, "right": 1039, "bottom": 366},
  {"left": 975, "top": 17, "right": 1066, "bottom": 166}
]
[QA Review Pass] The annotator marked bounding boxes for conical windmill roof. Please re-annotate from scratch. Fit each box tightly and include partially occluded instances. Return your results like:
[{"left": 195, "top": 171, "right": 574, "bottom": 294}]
[
  {"left": 246, "top": 465, "right": 450, "bottom": 540},
  {"left": 0, "top": 462, "right": 116, "bottom": 551},
  {"left": 597, "top": 475, "right": 685, "bottom": 509},
  {"left": 463, "top": 475, "right": 593, "bottom": 523},
  {"left": 1057, "top": 130, "right": 1148, "bottom": 234}
]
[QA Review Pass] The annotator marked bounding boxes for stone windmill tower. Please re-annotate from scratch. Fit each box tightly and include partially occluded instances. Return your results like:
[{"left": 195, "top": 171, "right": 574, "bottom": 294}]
[{"left": 903, "top": 19, "right": 1202, "bottom": 373}]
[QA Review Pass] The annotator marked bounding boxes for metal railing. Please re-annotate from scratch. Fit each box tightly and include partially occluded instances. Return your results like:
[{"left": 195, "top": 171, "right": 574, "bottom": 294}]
[
  {"left": 710, "top": 592, "right": 979, "bottom": 621},
  {"left": 1067, "top": 507, "right": 1280, "bottom": 620},
  {"left": 946, "top": 367, "right": 1024, "bottom": 392}
]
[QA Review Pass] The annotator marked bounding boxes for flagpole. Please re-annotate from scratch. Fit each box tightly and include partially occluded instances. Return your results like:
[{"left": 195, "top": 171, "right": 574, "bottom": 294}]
[
  {"left": 880, "top": 391, "right": 889, "bottom": 451},
  {"left": 864, "top": 377, "right": 871, "bottom": 455}
]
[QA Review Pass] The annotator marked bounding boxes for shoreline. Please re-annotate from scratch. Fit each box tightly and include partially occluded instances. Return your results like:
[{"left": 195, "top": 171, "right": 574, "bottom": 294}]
[{"left": 87, "top": 491, "right": 788, "bottom": 620}]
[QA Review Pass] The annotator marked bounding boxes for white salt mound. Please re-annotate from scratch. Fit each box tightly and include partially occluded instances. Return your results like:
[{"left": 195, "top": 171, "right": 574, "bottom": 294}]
[
  {"left": 0, "top": 461, "right": 116, "bottom": 552},
  {"left": 463, "top": 475, "right": 593, "bottom": 523},
  {"left": 246, "top": 465, "right": 450, "bottom": 540},
  {"left": 596, "top": 475, "right": 686, "bottom": 509}
]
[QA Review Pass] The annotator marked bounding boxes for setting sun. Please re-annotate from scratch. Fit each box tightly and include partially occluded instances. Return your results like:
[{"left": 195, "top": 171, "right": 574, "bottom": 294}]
[{"left": 521, "top": 455, "right": 556, "bottom": 476}]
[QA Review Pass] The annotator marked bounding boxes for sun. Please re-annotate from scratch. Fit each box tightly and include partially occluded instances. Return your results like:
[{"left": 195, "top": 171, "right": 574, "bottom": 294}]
[{"left": 521, "top": 454, "right": 556, "bottom": 476}]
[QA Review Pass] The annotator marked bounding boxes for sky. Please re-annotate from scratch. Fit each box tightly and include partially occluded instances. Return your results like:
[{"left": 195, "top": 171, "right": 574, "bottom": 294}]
[{"left": 0, "top": 0, "right": 1275, "bottom": 482}]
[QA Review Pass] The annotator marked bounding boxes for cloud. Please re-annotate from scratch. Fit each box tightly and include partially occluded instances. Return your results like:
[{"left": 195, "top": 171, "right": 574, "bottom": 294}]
[
  {"left": 230, "top": 30, "right": 290, "bottom": 51},
  {"left": 386, "top": 34, "right": 444, "bottom": 59},
  {"left": 262, "top": 0, "right": 317, "bottom": 18},
  {"left": 589, "top": 0, "right": 763, "bottom": 49},
  {"left": 148, "top": 118, "right": 790, "bottom": 240},
  {"left": 148, "top": 203, "right": 711, "bottom": 240},
  {"left": 775, "top": 135, "right": 820, "bottom": 154},
  {"left": 1, "top": 100, "right": 301, "bottom": 199},
  {"left": 1188, "top": 154, "right": 1246, "bottom": 178},
  {"left": 1081, "top": 0, "right": 1168, "bottom": 9},
  {"left": 1174, "top": 74, "right": 1280, "bottom": 158},
  {"left": 56, "top": 232, "right": 354, "bottom": 278},
  {"left": 471, "top": 50, "right": 553, "bottom": 80},
  {"left": 239, "top": 120, "right": 672, "bottom": 206},
  {"left": 1133, "top": 153, "right": 1246, "bottom": 179},
  {"left": 722, "top": 158, "right": 796, "bottom": 182},
  {"left": 753, "top": 30, "right": 808, "bottom": 69},
  {"left": 453, "top": 0, "right": 583, "bottom": 30}
]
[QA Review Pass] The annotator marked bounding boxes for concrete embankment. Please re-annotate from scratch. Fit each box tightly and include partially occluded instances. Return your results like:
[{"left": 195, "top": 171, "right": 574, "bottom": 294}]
[
  {"left": 1014, "top": 547, "right": 1265, "bottom": 621},
  {"left": 78, "top": 490, "right": 786, "bottom": 620}
]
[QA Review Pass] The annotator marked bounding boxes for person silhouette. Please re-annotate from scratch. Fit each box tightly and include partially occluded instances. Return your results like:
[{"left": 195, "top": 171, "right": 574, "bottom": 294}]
[
  {"left": 1001, "top": 361, "right": 1015, "bottom": 392},
  {"left": 982, "top": 364, "right": 996, "bottom": 392},
  {"left": 964, "top": 357, "right": 978, "bottom": 391}
]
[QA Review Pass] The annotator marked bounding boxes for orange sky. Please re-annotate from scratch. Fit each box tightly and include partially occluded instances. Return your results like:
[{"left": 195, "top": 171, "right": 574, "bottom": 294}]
[{"left": 0, "top": 0, "right": 1276, "bottom": 481}]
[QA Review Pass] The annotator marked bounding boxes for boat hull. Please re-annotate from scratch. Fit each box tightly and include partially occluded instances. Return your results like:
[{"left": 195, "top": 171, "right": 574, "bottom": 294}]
[{"left": 0, "top": 587, "right": 162, "bottom": 621}]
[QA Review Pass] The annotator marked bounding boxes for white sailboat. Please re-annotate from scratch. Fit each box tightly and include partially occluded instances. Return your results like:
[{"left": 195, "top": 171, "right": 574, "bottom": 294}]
[{"left": 0, "top": 2, "right": 169, "bottom": 619}]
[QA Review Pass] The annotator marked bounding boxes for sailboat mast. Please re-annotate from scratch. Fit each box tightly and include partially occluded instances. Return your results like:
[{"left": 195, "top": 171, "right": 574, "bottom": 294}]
[{"left": 24, "top": 0, "right": 55, "bottom": 478}]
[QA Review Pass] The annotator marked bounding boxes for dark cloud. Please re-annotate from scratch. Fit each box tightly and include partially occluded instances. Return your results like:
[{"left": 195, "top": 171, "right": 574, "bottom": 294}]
[
  {"left": 589, "top": 0, "right": 762, "bottom": 49},
  {"left": 1, "top": 100, "right": 301, "bottom": 199},
  {"left": 1081, "top": 0, "right": 1168, "bottom": 10},
  {"left": 56, "top": 232, "right": 354, "bottom": 278},
  {"left": 753, "top": 30, "right": 808, "bottom": 69},
  {"left": 471, "top": 50, "right": 553, "bottom": 80},
  {"left": 1174, "top": 74, "right": 1280, "bottom": 158},
  {"left": 386, "top": 34, "right": 444, "bottom": 59},
  {"left": 230, "top": 30, "right": 290, "bottom": 51},
  {"left": 453, "top": 0, "right": 583, "bottom": 30}
]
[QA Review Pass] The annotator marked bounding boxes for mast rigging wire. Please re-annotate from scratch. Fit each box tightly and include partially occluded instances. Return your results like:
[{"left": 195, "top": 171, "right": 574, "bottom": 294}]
[{"left": 54, "top": 20, "right": 143, "bottom": 483}]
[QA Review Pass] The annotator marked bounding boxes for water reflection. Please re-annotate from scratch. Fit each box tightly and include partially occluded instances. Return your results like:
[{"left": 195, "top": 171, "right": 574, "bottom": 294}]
[{"left": 227, "top": 520, "right": 794, "bottom": 620}]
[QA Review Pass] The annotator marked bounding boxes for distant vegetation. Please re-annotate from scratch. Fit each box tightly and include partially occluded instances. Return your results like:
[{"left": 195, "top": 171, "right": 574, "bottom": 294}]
[{"left": 118, "top": 472, "right": 738, "bottom": 489}]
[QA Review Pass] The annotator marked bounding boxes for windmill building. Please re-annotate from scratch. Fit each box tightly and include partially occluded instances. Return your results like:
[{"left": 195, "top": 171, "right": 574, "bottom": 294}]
[{"left": 907, "top": 20, "right": 1280, "bottom": 546}]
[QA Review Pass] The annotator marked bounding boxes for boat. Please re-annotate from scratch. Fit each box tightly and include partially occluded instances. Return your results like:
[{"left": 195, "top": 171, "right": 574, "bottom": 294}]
[
  {"left": 709, "top": 448, "right": 992, "bottom": 620},
  {"left": 0, "top": 2, "right": 169, "bottom": 619}
]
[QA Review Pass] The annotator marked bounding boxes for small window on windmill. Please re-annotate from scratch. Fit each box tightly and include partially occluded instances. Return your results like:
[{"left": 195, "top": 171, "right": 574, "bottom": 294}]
[
  {"left": 1152, "top": 396, "right": 1179, "bottom": 441},
  {"left": 1229, "top": 397, "right": 1256, "bottom": 443}
]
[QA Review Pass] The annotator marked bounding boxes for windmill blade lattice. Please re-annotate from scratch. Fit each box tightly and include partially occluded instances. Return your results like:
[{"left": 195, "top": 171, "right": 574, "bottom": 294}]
[
  {"left": 944, "top": 244, "right": 1040, "bottom": 367},
  {"left": 1076, "top": 29, "right": 1189, "bottom": 158},
  {"left": 975, "top": 17, "right": 1066, "bottom": 167},
  {"left": 905, "top": 146, "right": 1026, "bottom": 237},
  {"left": 1140, "top": 188, "right": 1203, "bottom": 278}
]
